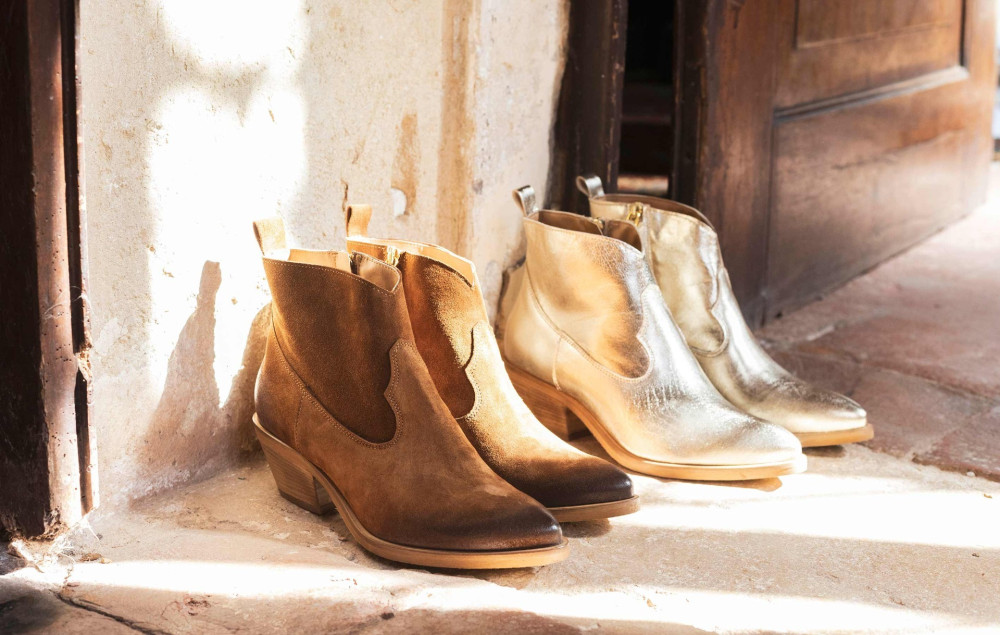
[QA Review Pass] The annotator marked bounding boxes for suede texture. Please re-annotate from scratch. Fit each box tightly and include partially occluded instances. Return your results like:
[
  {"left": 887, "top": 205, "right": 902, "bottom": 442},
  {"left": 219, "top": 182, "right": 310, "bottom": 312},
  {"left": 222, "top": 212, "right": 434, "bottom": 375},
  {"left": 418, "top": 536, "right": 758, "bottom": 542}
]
[
  {"left": 262, "top": 256, "right": 407, "bottom": 442},
  {"left": 255, "top": 255, "right": 561, "bottom": 552},
  {"left": 398, "top": 252, "right": 634, "bottom": 508}
]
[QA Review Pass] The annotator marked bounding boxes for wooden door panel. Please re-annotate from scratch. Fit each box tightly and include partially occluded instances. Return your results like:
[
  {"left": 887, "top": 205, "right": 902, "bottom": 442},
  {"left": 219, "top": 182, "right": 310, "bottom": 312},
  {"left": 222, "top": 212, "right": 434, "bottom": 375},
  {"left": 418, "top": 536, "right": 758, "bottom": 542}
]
[
  {"left": 676, "top": 0, "right": 993, "bottom": 327},
  {"left": 777, "top": 0, "right": 963, "bottom": 107},
  {"left": 797, "top": 0, "right": 958, "bottom": 45},
  {"left": 768, "top": 76, "right": 976, "bottom": 310},
  {"left": 763, "top": 0, "right": 993, "bottom": 316}
]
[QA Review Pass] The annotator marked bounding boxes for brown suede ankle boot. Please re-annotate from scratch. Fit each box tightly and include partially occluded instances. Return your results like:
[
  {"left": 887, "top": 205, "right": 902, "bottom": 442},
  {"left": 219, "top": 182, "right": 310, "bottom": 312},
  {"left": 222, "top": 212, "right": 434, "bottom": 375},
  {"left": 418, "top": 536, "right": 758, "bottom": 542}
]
[
  {"left": 344, "top": 206, "right": 638, "bottom": 522},
  {"left": 250, "top": 217, "right": 567, "bottom": 569}
]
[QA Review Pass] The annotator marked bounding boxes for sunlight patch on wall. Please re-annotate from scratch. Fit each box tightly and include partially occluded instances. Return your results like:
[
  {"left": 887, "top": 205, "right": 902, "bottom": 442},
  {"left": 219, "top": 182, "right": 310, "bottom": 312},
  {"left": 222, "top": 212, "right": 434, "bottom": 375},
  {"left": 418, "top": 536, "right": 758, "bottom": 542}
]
[
  {"left": 158, "top": 0, "right": 304, "bottom": 70},
  {"left": 147, "top": 1, "right": 307, "bottom": 405}
]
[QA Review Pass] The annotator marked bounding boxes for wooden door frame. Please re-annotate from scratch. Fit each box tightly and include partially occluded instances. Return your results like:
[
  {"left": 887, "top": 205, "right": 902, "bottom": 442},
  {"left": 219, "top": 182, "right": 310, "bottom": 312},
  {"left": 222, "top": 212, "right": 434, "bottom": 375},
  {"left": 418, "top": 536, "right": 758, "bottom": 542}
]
[
  {"left": 548, "top": 0, "right": 629, "bottom": 214},
  {"left": 671, "top": 0, "right": 780, "bottom": 326},
  {"left": 548, "top": 0, "right": 799, "bottom": 323},
  {"left": 0, "top": 0, "right": 94, "bottom": 538},
  {"left": 548, "top": 0, "right": 775, "bottom": 320}
]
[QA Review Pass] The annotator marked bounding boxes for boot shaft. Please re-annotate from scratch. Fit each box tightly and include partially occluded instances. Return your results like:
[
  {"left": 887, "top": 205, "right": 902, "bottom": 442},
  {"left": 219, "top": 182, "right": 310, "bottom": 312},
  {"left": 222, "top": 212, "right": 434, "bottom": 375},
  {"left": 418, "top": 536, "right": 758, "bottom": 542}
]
[
  {"left": 584, "top": 186, "right": 729, "bottom": 356},
  {"left": 500, "top": 188, "right": 705, "bottom": 385},
  {"left": 347, "top": 234, "right": 487, "bottom": 419},
  {"left": 519, "top": 206, "right": 653, "bottom": 377},
  {"left": 254, "top": 220, "right": 413, "bottom": 443}
]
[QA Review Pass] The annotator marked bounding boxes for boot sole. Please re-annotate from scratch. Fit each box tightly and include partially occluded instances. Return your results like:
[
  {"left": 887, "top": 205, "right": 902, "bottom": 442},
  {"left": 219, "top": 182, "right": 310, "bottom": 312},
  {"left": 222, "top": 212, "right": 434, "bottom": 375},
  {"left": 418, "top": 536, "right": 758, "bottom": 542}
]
[
  {"left": 505, "top": 363, "right": 807, "bottom": 481},
  {"left": 253, "top": 416, "right": 569, "bottom": 569},
  {"left": 795, "top": 424, "right": 874, "bottom": 448},
  {"left": 548, "top": 496, "right": 640, "bottom": 523}
]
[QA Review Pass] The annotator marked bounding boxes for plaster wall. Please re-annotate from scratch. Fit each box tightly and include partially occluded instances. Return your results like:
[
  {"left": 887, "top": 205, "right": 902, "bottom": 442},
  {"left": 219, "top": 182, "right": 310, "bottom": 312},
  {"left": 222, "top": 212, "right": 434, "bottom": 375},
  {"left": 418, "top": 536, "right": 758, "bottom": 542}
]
[{"left": 80, "top": 0, "right": 568, "bottom": 505}]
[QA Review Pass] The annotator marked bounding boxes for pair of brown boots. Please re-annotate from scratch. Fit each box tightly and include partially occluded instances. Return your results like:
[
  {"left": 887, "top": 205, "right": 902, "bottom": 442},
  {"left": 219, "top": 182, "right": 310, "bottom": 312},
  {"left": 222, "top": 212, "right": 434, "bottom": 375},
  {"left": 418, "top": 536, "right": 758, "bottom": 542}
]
[{"left": 250, "top": 208, "right": 637, "bottom": 569}]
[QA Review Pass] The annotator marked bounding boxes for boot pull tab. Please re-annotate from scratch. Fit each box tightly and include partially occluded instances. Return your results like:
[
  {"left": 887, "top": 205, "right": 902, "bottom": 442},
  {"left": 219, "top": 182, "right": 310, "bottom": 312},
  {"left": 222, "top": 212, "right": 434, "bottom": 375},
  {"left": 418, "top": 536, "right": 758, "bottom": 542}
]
[
  {"left": 512, "top": 186, "right": 539, "bottom": 216},
  {"left": 575, "top": 174, "right": 605, "bottom": 199},
  {"left": 346, "top": 203, "right": 372, "bottom": 237},
  {"left": 252, "top": 217, "right": 287, "bottom": 255}
]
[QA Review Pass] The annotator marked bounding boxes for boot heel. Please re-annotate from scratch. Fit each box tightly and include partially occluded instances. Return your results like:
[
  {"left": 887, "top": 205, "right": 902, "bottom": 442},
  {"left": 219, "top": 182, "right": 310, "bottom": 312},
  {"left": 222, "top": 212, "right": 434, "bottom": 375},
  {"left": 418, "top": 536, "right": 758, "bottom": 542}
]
[
  {"left": 508, "top": 367, "right": 589, "bottom": 441},
  {"left": 254, "top": 416, "right": 334, "bottom": 515}
]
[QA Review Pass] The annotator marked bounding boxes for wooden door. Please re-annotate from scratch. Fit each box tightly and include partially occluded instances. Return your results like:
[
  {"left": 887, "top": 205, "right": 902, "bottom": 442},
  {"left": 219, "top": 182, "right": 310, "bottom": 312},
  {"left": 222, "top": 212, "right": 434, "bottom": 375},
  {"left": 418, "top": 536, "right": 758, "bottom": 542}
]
[
  {"left": 548, "top": 0, "right": 628, "bottom": 214},
  {"left": 1, "top": 0, "right": 93, "bottom": 538},
  {"left": 674, "top": 0, "right": 995, "bottom": 325}
]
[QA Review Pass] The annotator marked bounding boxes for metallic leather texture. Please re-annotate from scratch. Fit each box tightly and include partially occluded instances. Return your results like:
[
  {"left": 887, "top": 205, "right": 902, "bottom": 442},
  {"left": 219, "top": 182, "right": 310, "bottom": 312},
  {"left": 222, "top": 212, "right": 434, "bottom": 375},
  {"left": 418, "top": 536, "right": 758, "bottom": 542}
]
[
  {"left": 587, "top": 192, "right": 868, "bottom": 436},
  {"left": 500, "top": 209, "right": 803, "bottom": 467},
  {"left": 522, "top": 213, "right": 649, "bottom": 377}
]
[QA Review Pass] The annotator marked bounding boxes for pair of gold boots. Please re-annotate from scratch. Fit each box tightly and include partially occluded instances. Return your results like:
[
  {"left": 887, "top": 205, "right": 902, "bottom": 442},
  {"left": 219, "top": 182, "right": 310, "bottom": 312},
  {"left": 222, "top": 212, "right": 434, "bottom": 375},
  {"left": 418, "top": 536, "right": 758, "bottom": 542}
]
[
  {"left": 498, "top": 176, "right": 872, "bottom": 483},
  {"left": 251, "top": 209, "right": 636, "bottom": 570}
]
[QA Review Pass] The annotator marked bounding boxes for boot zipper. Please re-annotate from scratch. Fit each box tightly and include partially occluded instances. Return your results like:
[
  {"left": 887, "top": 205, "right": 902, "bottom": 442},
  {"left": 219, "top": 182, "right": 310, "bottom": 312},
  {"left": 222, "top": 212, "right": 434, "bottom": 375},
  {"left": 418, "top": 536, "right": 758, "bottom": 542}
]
[
  {"left": 626, "top": 201, "right": 644, "bottom": 225},
  {"left": 384, "top": 245, "right": 401, "bottom": 267}
]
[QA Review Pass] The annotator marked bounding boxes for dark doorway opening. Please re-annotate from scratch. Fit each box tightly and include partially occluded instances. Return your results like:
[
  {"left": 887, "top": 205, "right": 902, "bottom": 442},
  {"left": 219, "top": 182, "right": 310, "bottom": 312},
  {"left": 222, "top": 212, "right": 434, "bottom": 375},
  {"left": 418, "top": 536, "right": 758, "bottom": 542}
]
[{"left": 618, "top": 1, "right": 674, "bottom": 196}]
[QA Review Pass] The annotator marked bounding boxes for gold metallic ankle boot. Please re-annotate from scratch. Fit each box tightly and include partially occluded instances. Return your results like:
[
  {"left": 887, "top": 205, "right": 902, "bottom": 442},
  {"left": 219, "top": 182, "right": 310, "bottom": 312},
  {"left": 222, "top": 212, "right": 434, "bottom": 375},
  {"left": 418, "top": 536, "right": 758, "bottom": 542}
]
[
  {"left": 251, "top": 217, "right": 567, "bottom": 568},
  {"left": 343, "top": 205, "right": 638, "bottom": 522},
  {"left": 497, "top": 187, "right": 806, "bottom": 481},
  {"left": 576, "top": 175, "right": 873, "bottom": 448}
]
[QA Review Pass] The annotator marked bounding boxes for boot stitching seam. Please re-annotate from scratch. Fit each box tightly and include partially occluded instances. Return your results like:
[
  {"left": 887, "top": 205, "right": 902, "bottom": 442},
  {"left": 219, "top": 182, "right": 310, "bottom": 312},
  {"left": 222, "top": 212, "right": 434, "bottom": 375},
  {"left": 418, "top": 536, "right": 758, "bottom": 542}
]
[{"left": 291, "top": 391, "right": 302, "bottom": 449}]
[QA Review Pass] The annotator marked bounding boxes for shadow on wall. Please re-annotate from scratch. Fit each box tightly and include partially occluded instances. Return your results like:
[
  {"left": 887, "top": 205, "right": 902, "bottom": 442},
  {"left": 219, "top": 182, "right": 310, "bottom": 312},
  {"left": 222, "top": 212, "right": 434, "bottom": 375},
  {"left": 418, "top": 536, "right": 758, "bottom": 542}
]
[
  {"left": 86, "top": 1, "right": 320, "bottom": 503},
  {"left": 140, "top": 262, "right": 268, "bottom": 491}
]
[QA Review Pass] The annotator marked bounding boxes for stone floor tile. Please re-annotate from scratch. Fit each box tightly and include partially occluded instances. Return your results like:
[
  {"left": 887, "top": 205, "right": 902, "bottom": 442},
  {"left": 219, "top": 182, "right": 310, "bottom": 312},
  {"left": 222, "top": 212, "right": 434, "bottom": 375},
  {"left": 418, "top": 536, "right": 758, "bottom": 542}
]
[
  {"left": 6, "top": 452, "right": 1000, "bottom": 634},
  {"left": 1, "top": 573, "right": 136, "bottom": 634},
  {"left": 799, "top": 314, "right": 1000, "bottom": 401},
  {"left": 760, "top": 174, "right": 1000, "bottom": 401},
  {"left": 916, "top": 405, "right": 1000, "bottom": 482},
  {"left": 767, "top": 349, "right": 992, "bottom": 459},
  {"left": 760, "top": 167, "right": 1000, "bottom": 479}
]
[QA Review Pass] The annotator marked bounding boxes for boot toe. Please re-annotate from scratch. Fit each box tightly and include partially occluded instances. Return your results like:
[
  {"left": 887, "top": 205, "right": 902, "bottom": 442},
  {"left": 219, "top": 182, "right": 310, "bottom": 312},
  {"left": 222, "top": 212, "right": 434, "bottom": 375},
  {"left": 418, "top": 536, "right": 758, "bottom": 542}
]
[
  {"left": 428, "top": 494, "right": 563, "bottom": 553},
  {"left": 575, "top": 459, "right": 634, "bottom": 505},
  {"left": 797, "top": 391, "right": 867, "bottom": 434},
  {"left": 367, "top": 496, "right": 563, "bottom": 557},
  {"left": 756, "top": 381, "right": 868, "bottom": 435},
  {"left": 486, "top": 502, "right": 564, "bottom": 551},
  {"left": 525, "top": 456, "right": 634, "bottom": 508},
  {"left": 722, "top": 417, "right": 804, "bottom": 466}
]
